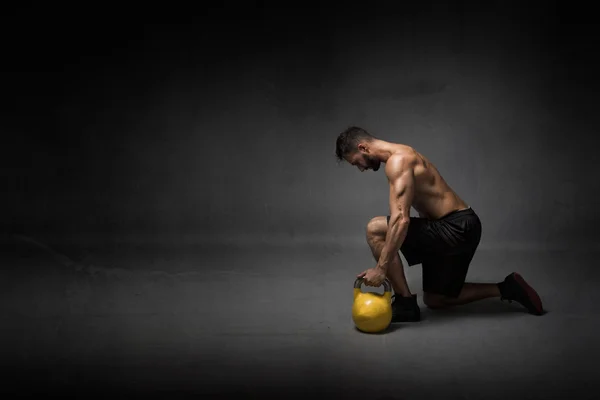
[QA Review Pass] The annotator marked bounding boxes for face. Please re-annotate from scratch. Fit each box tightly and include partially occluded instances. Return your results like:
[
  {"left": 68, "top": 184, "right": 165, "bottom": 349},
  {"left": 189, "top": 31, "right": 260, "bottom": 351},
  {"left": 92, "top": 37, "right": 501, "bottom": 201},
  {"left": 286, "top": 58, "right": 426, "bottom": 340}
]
[{"left": 346, "top": 151, "right": 380, "bottom": 172}]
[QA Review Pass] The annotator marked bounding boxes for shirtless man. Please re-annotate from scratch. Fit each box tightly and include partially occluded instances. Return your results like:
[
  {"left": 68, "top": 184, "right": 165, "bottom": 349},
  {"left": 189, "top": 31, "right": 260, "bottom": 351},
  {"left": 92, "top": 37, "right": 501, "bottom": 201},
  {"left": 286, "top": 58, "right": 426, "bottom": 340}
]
[{"left": 335, "top": 126, "right": 544, "bottom": 322}]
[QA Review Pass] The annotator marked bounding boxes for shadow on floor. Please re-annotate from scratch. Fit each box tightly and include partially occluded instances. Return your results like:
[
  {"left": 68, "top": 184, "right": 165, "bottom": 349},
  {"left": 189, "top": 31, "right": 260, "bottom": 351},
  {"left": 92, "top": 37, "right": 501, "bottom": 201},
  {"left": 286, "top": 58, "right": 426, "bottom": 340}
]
[{"left": 418, "top": 298, "right": 546, "bottom": 322}]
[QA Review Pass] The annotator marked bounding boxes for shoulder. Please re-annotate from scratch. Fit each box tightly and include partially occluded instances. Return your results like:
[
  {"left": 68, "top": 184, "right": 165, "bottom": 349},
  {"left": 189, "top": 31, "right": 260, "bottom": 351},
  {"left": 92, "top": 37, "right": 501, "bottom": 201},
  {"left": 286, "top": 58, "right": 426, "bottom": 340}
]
[{"left": 385, "top": 151, "right": 417, "bottom": 180}]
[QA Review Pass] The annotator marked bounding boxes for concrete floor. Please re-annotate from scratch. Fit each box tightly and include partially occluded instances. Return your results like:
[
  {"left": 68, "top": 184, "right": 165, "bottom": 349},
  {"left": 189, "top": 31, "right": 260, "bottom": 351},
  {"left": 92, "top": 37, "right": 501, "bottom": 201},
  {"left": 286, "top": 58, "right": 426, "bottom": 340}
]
[{"left": 2, "top": 234, "right": 599, "bottom": 399}]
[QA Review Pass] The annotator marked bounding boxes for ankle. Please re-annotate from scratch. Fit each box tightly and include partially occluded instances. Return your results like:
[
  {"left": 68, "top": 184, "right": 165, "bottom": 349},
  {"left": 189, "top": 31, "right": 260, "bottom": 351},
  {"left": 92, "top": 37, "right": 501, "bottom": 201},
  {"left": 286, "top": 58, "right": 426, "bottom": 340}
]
[
  {"left": 492, "top": 283, "right": 502, "bottom": 297},
  {"left": 497, "top": 281, "right": 507, "bottom": 297}
]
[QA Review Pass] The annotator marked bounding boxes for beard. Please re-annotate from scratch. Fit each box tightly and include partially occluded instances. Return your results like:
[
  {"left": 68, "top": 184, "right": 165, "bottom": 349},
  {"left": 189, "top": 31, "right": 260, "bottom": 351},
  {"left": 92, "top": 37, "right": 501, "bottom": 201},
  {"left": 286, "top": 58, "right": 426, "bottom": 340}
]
[{"left": 365, "top": 155, "right": 380, "bottom": 171}]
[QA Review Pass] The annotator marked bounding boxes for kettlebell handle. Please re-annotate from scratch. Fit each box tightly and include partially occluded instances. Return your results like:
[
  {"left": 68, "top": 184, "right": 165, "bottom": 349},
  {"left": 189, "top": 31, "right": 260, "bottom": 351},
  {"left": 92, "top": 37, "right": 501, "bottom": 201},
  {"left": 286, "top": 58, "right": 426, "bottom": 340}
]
[{"left": 354, "top": 277, "right": 392, "bottom": 292}]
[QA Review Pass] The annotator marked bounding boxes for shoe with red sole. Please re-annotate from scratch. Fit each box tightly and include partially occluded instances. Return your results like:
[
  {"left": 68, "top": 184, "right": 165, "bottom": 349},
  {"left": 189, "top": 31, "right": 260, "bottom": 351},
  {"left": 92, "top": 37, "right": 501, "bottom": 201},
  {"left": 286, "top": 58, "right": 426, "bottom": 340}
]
[{"left": 498, "top": 272, "right": 544, "bottom": 315}]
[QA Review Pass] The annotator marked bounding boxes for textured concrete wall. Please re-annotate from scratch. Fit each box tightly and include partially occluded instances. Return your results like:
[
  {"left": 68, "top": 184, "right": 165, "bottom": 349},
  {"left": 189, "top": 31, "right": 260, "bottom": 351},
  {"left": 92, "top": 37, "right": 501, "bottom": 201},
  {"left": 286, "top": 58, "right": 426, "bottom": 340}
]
[
  {"left": 4, "top": 2, "right": 599, "bottom": 250},
  {"left": 2, "top": 4, "right": 600, "bottom": 398}
]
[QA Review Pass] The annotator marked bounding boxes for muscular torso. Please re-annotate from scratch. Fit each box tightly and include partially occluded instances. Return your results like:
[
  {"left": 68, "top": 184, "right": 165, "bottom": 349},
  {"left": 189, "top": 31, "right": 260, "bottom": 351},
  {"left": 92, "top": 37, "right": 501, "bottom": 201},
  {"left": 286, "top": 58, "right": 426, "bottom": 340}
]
[{"left": 388, "top": 144, "right": 469, "bottom": 220}]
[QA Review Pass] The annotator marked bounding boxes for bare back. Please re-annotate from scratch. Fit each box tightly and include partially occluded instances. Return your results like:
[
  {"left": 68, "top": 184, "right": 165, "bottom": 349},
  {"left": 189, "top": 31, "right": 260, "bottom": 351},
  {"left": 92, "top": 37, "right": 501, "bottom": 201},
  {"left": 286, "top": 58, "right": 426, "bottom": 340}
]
[{"left": 387, "top": 144, "right": 469, "bottom": 220}]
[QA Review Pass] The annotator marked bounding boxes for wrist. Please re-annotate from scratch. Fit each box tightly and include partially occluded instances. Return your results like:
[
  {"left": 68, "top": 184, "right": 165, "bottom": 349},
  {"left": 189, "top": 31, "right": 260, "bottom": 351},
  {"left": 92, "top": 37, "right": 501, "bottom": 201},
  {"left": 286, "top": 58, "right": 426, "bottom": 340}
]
[{"left": 376, "top": 264, "right": 388, "bottom": 273}]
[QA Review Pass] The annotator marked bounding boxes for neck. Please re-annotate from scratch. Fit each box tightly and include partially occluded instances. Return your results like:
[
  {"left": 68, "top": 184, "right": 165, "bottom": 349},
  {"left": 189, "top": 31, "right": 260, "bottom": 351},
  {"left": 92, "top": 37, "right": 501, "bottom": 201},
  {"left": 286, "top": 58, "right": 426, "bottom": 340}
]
[{"left": 369, "top": 140, "right": 395, "bottom": 163}]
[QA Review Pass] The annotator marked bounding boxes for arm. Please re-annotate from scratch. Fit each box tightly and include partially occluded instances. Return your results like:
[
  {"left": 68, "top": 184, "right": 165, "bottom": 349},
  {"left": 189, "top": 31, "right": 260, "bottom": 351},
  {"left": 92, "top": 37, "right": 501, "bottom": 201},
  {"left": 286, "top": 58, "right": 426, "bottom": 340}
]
[{"left": 377, "top": 156, "right": 415, "bottom": 273}]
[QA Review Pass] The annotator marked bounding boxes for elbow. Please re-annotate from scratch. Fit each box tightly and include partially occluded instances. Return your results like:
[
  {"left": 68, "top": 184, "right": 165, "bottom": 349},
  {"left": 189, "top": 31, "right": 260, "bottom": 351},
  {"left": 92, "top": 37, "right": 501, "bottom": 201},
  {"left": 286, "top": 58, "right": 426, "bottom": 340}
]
[
  {"left": 390, "top": 215, "right": 410, "bottom": 228},
  {"left": 399, "top": 218, "right": 410, "bottom": 230}
]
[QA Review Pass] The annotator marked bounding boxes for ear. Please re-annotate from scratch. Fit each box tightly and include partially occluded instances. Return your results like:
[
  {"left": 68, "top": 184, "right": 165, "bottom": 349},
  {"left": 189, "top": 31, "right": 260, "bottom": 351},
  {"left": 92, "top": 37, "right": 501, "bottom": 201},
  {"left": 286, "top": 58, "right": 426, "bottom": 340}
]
[{"left": 357, "top": 143, "right": 368, "bottom": 153}]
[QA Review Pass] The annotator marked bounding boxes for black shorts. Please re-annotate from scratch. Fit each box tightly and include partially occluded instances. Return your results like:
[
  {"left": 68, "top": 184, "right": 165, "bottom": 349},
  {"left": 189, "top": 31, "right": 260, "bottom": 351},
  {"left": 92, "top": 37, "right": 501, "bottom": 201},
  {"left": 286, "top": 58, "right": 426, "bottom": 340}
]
[{"left": 387, "top": 207, "right": 482, "bottom": 298}]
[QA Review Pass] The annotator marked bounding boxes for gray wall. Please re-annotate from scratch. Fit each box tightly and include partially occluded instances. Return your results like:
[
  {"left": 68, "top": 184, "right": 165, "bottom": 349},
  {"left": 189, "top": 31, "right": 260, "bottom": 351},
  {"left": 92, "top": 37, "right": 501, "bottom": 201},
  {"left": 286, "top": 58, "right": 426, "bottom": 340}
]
[{"left": 4, "top": 2, "right": 599, "bottom": 250}]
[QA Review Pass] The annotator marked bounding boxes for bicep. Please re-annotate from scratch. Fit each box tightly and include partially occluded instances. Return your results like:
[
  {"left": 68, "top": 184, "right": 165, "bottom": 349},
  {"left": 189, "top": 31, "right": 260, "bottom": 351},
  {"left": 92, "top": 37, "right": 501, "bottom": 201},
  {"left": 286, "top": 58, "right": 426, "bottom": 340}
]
[{"left": 389, "top": 168, "right": 415, "bottom": 222}]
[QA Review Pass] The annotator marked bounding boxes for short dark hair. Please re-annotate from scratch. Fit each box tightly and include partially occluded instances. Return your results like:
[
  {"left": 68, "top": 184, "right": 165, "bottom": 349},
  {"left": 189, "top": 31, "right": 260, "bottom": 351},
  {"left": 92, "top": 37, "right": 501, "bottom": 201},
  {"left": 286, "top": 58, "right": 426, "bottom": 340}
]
[{"left": 335, "top": 126, "right": 376, "bottom": 162}]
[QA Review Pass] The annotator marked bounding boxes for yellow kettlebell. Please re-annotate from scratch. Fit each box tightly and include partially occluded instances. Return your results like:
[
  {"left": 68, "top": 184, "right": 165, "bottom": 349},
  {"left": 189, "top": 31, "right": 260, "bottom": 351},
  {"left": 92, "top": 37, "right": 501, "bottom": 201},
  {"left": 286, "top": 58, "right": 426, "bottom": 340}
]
[{"left": 352, "top": 278, "right": 393, "bottom": 333}]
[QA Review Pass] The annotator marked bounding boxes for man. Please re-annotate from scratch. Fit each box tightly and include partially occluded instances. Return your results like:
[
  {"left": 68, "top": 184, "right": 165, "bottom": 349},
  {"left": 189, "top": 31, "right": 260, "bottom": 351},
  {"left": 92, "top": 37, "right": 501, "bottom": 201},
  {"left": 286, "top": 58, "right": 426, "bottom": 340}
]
[{"left": 335, "top": 126, "right": 544, "bottom": 322}]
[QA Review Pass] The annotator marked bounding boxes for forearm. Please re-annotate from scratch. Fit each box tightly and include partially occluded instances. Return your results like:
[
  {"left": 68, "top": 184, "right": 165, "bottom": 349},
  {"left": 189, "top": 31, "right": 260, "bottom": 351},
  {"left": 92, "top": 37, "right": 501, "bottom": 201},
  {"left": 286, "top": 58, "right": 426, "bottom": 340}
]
[{"left": 377, "top": 216, "right": 409, "bottom": 272}]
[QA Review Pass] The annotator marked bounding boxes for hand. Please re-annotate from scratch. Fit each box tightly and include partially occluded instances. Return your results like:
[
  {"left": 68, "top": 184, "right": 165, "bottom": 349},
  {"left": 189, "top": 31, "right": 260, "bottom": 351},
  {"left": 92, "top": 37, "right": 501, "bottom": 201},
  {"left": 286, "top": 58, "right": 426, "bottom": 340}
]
[{"left": 357, "top": 267, "right": 387, "bottom": 287}]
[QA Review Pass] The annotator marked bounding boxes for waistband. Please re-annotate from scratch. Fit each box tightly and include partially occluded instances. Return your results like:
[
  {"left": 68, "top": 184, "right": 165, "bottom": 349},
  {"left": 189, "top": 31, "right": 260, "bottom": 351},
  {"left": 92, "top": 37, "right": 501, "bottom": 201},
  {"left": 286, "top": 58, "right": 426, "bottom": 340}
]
[{"left": 438, "top": 206, "right": 475, "bottom": 220}]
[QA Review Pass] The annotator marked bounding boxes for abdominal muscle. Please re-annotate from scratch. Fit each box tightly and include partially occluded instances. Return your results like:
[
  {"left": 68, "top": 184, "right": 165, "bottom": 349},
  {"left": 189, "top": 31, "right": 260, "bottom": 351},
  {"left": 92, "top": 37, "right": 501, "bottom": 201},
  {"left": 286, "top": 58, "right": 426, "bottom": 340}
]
[{"left": 395, "top": 145, "right": 469, "bottom": 220}]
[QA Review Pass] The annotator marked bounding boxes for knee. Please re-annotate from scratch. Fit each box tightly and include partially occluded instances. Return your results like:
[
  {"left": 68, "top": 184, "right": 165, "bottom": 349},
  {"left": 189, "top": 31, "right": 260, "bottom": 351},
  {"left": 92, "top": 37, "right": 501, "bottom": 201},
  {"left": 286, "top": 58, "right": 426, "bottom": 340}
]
[
  {"left": 366, "top": 216, "right": 387, "bottom": 241},
  {"left": 423, "top": 293, "right": 447, "bottom": 309}
]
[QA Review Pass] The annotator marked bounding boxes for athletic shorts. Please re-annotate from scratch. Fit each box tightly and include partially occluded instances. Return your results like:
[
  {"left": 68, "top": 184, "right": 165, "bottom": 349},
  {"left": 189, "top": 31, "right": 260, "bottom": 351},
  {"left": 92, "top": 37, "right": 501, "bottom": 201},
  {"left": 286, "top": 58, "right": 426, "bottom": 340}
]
[{"left": 387, "top": 207, "right": 482, "bottom": 298}]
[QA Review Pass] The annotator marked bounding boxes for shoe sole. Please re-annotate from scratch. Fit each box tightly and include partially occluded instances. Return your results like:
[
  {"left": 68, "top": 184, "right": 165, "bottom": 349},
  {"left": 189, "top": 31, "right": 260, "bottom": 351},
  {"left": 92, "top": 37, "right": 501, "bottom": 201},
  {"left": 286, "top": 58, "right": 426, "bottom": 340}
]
[
  {"left": 391, "top": 317, "right": 420, "bottom": 323},
  {"left": 513, "top": 273, "right": 543, "bottom": 315}
]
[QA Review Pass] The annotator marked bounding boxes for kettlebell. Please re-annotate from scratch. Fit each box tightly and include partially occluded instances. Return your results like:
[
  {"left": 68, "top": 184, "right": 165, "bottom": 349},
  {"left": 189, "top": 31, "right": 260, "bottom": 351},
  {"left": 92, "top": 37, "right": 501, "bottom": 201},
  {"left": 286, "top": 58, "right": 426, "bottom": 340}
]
[{"left": 352, "top": 278, "right": 393, "bottom": 333}]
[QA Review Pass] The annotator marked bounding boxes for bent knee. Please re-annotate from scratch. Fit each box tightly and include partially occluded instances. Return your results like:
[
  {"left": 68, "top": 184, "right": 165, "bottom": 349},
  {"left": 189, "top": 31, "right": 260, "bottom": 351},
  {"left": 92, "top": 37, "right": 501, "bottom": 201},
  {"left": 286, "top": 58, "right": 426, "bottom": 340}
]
[
  {"left": 423, "top": 293, "right": 448, "bottom": 309},
  {"left": 366, "top": 216, "right": 388, "bottom": 239}
]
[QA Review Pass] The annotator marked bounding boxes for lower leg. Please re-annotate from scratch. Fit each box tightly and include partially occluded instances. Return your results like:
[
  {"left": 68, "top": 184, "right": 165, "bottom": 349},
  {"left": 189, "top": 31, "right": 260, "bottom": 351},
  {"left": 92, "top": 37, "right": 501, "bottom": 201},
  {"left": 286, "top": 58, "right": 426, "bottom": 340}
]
[
  {"left": 369, "top": 238, "right": 412, "bottom": 297},
  {"left": 442, "top": 283, "right": 500, "bottom": 307}
]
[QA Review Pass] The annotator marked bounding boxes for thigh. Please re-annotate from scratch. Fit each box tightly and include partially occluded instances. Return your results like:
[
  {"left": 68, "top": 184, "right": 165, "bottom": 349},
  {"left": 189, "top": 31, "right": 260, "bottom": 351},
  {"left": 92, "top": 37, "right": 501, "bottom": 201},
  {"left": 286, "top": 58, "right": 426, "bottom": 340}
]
[{"left": 422, "top": 252, "right": 474, "bottom": 298}]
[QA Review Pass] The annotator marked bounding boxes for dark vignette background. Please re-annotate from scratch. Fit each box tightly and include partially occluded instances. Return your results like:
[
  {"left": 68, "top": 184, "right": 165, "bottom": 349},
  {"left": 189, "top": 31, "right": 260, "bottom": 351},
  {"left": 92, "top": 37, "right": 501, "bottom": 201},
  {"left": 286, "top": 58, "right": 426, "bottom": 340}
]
[{"left": 2, "top": 1, "right": 600, "bottom": 398}]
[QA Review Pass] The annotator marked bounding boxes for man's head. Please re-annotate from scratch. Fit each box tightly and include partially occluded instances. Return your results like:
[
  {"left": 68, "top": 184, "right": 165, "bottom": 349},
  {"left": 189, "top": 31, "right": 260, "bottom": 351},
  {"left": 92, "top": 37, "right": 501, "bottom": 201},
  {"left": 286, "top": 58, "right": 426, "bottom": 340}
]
[{"left": 335, "top": 126, "right": 381, "bottom": 172}]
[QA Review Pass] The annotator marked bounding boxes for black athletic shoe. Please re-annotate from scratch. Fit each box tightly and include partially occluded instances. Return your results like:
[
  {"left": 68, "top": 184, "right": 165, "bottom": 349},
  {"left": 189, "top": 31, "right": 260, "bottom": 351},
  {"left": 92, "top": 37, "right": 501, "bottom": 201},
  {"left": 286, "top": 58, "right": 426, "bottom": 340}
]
[
  {"left": 391, "top": 294, "right": 421, "bottom": 322},
  {"left": 498, "top": 272, "right": 544, "bottom": 315}
]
